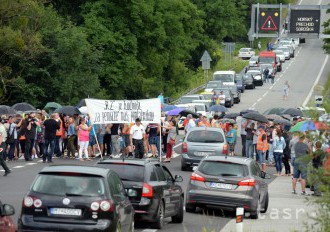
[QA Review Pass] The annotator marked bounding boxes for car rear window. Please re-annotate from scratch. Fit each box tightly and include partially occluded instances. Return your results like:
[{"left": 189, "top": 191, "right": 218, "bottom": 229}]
[
  {"left": 32, "top": 174, "right": 105, "bottom": 196},
  {"left": 187, "top": 130, "right": 224, "bottom": 143},
  {"left": 198, "top": 161, "right": 247, "bottom": 177},
  {"left": 100, "top": 163, "right": 145, "bottom": 182}
]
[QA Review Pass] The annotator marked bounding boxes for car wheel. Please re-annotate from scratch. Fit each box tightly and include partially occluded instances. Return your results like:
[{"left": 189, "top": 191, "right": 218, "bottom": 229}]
[
  {"left": 261, "top": 192, "right": 269, "bottom": 213},
  {"left": 181, "top": 164, "right": 187, "bottom": 171},
  {"left": 172, "top": 197, "right": 184, "bottom": 223},
  {"left": 185, "top": 203, "right": 196, "bottom": 213},
  {"left": 153, "top": 201, "right": 165, "bottom": 229},
  {"left": 251, "top": 197, "right": 261, "bottom": 219}
]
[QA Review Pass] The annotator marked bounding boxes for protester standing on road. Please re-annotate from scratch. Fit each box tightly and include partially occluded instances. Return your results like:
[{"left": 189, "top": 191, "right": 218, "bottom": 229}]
[
  {"left": 263, "top": 67, "right": 269, "bottom": 83},
  {"left": 66, "top": 117, "right": 77, "bottom": 158},
  {"left": 24, "top": 113, "right": 39, "bottom": 161},
  {"left": 0, "top": 119, "right": 11, "bottom": 176},
  {"left": 78, "top": 117, "right": 92, "bottom": 161},
  {"left": 239, "top": 117, "right": 248, "bottom": 157},
  {"left": 122, "top": 123, "right": 133, "bottom": 157},
  {"left": 311, "top": 141, "right": 326, "bottom": 196},
  {"left": 245, "top": 122, "right": 256, "bottom": 159},
  {"left": 147, "top": 123, "right": 159, "bottom": 158},
  {"left": 283, "top": 81, "right": 290, "bottom": 100},
  {"left": 163, "top": 120, "right": 177, "bottom": 162},
  {"left": 110, "top": 123, "right": 121, "bottom": 158},
  {"left": 185, "top": 114, "right": 195, "bottom": 133},
  {"left": 226, "top": 123, "right": 237, "bottom": 156},
  {"left": 43, "top": 114, "right": 60, "bottom": 163},
  {"left": 273, "top": 129, "right": 286, "bottom": 176},
  {"left": 130, "top": 118, "right": 145, "bottom": 159},
  {"left": 257, "top": 126, "right": 268, "bottom": 173},
  {"left": 292, "top": 134, "right": 310, "bottom": 195},
  {"left": 211, "top": 92, "right": 218, "bottom": 106},
  {"left": 6, "top": 116, "right": 21, "bottom": 161}
]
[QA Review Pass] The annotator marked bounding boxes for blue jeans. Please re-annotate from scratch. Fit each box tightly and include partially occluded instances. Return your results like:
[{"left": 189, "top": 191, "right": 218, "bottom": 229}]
[
  {"left": 257, "top": 150, "right": 266, "bottom": 164},
  {"left": 156, "top": 136, "right": 161, "bottom": 156},
  {"left": 268, "top": 143, "right": 274, "bottom": 164},
  {"left": 44, "top": 139, "right": 55, "bottom": 162},
  {"left": 274, "top": 152, "right": 283, "bottom": 173},
  {"left": 245, "top": 140, "right": 254, "bottom": 159}
]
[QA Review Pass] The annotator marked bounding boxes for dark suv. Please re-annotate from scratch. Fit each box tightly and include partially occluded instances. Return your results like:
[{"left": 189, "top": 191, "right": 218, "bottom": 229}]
[
  {"left": 97, "top": 158, "right": 184, "bottom": 229},
  {"left": 18, "top": 165, "right": 134, "bottom": 232}
]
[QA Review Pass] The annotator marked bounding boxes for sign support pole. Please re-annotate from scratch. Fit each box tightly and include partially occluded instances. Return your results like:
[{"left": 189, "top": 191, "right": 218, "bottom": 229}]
[{"left": 256, "top": 3, "right": 260, "bottom": 38}]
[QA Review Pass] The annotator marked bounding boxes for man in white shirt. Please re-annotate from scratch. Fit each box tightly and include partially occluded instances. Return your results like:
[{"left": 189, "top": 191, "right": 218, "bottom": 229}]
[
  {"left": 219, "top": 91, "right": 226, "bottom": 105},
  {"left": 185, "top": 114, "right": 196, "bottom": 133},
  {"left": 0, "top": 119, "right": 11, "bottom": 176},
  {"left": 130, "top": 118, "right": 145, "bottom": 159}
]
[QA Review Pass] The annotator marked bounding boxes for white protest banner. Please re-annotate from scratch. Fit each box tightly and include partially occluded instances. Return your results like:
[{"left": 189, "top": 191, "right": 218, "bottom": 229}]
[{"left": 85, "top": 98, "right": 161, "bottom": 124}]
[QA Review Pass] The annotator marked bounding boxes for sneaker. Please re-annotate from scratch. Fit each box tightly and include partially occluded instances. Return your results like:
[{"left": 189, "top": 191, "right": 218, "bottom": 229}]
[
  {"left": 147, "top": 154, "right": 153, "bottom": 158},
  {"left": 301, "top": 191, "right": 306, "bottom": 195},
  {"left": 292, "top": 190, "right": 297, "bottom": 194}
]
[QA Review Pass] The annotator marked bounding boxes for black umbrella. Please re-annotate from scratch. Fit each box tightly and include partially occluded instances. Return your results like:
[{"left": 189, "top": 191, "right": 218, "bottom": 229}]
[
  {"left": 179, "top": 109, "right": 198, "bottom": 118},
  {"left": 55, "top": 106, "right": 81, "bottom": 116},
  {"left": 223, "top": 113, "right": 240, "bottom": 119},
  {"left": 76, "top": 99, "right": 86, "bottom": 108},
  {"left": 281, "top": 114, "right": 292, "bottom": 121},
  {"left": 209, "top": 105, "right": 228, "bottom": 113},
  {"left": 265, "top": 114, "right": 283, "bottom": 121},
  {"left": 240, "top": 109, "right": 259, "bottom": 115},
  {"left": 263, "top": 107, "right": 285, "bottom": 115},
  {"left": 12, "top": 102, "right": 36, "bottom": 111},
  {"left": 282, "top": 108, "right": 302, "bottom": 117},
  {"left": 243, "top": 112, "right": 268, "bottom": 123},
  {"left": 273, "top": 118, "right": 292, "bottom": 126},
  {"left": 0, "top": 105, "right": 17, "bottom": 115}
]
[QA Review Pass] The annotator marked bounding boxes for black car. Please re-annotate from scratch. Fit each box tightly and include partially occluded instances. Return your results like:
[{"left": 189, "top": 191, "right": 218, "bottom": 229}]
[
  {"left": 216, "top": 86, "right": 241, "bottom": 104},
  {"left": 234, "top": 74, "right": 246, "bottom": 93},
  {"left": 213, "top": 89, "right": 234, "bottom": 108},
  {"left": 18, "top": 165, "right": 134, "bottom": 232},
  {"left": 97, "top": 158, "right": 184, "bottom": 229}
]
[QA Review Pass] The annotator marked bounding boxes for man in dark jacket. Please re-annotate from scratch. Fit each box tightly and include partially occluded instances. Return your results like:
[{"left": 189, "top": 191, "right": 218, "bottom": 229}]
[{"left": 43, "top": 114, "right": 60, "bottom": 163}]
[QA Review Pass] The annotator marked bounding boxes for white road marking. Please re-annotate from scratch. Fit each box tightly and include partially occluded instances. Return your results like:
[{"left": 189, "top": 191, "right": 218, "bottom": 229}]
[
  {"left": 13, "top": 166, "right": 24, "bottom": 169},
  {"left": 262, "top": 91, "right": 269, "bottom": 97},
  {"left": 0, "top": 170, "right": 4, "bottom": 172},
  {"left": 269, "top": 85, "right": 273, "bottom": 90},
  {"left": 38, "top": 160, "right": 43, "bottom": 163},
  {"left": 26, "top": 163, "right": 37, "bottom": 165},
  {"left": 251, "top": 103, "right": 257, "bottom": 108},
  {"left": 257, "top": 98, "right": 262, "bottom": 102},
  {"left": 298, "top": 0, "right": 302, "bottom": 5},
  {"left": 141, "top": 230, "right": 158, "bottom": 232},
  {"left": 302, "top": 54, "right": 329, "bottom": 106}
]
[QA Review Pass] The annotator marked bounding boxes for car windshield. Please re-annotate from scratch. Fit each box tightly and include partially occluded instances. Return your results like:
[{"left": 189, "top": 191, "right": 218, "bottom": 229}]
[
  {"left": 240, "top": 48, "right": 250, "bottom": 52},
  {"left": 32, "top": 174, "right": 105, "bottom": 196},
  {"left": 198, "top": 161, "right": 246, "bottom": 177},
  {"left": 249, "top": 56, "right": 258, "bottom": 61},
  {"left": 213, "top": 74, "right": 234, "bottom": 82},
  {"left": 100, "top": 164, "right": 145, "bottom": 182},
  {"left": 261, "top": 64, "right": 272, "bottom": 69},
  {"left": 259, "top": 57, "right": 274, "bottom": 63},
  {"left": 275, "top": 50, "right": 284, "bottom": 55},
  {"left": 180, "top": 97, "right": 199, "bottom": 104},
  {"left": 202, "top": 94, "right": 213, "bottom": 100},
  {"left": 206, "top": 83, "right": 220, "bottom": 88},
  {"left": 194, "top": 105, "right": 205, "bottom": 111},
  {"left": 279, "top": 47, "right": 289, "bottom": 52},
  {"left": 247, "top": 71, "right": 261, "bottom": 76},
  {"left": 187, "top": 130, "right": 224, "bottom": 143}
]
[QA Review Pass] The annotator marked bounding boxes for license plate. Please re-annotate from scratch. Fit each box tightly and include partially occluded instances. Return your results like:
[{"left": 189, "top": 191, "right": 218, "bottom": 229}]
[
  {"left": 210, "top": 182, "right": 232, "bottom": 190},
  {"left": 50, "top": 208, "right": 82, "bottom": 216},
  {"left": 194, "top": 152, "right": 213, "bottom": 156}
]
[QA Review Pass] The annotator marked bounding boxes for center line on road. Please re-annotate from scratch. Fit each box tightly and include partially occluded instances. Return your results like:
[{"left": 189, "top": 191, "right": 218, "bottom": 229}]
[
  {"left": 26, "top": 163, "right": 37, "bottom": 165},
  {"left": 251, "top": 102, "right": 257, "bottom": 107},
  {"left": 262, "top": 91, "right": 269, "bottom": 97},
  {"left": 13, "top": 166, "right": 24, "bottom": 169},
  {"left": 257, "top": 98, "right": 262, "bottom": 102},
  {"left": 269, "top": 85, "right": 273, "bottom": 90}
]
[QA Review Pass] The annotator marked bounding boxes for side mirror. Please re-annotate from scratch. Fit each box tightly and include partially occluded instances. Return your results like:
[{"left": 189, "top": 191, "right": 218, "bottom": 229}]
[
  {"left": 1, "top": 204, "right": 15, "bottom": 216},
  {"left": 174, "top": 175, "right": 183, "bottom": 182}
]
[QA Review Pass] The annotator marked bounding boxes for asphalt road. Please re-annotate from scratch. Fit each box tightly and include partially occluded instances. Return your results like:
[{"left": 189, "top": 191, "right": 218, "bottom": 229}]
[{"left": 1, "top": 0, "right": 330, "bottom": 231}]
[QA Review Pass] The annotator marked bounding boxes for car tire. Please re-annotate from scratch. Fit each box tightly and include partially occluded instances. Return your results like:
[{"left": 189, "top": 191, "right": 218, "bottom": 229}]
[
  {"left": 181, "top": 164, "right": 187, "bottom": 171},
  {"left": 153, "top": 201, "right": 165, "bottom": 229},
  {"left": 261, "top": 192, "right": 269, "bottom": 213},
  {"left": 172, "top": 197, "right": 184, "bottom": 223},
  {"left": 185, "top": 203, "right": 196, "bottom": 213},
  {"left": 251, "top": 197, "right": 261, "bottom": 219}
]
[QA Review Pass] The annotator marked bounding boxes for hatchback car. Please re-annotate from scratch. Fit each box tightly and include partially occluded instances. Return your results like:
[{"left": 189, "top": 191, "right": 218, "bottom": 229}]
[
  {"left": 97, "top": 158, "right": 184, "bottom": 229},
  {"left": 18, "top": 165, "right": 134, "bottom": 232},
  {"left": 0, "top": 200, "right": 16, "bottom": 232},
  {"left": 248, "top": 56, "right": 259, "bottom": 67},
  {"left": 213, "top": 89, "right": 234, "bottom": 108},
  {"left": 246, "top": 70, "right": 263, "bottom": 86},
  {"left": 238, "top": 48, "right": 255, "bottom": 59},
  {"left": 181, "top": 127, "right": 228, "bottom": 171},
  {"left": 185, "top": 156, "right": 269, "bottom": 219}
]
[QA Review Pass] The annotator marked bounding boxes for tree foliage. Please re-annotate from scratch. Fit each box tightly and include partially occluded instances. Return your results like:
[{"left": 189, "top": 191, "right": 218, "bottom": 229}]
[{"left": 0, "top": 0, "right": 277, "bottom": 108}]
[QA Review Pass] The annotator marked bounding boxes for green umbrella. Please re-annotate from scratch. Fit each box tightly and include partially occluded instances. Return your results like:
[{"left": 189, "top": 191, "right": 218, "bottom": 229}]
[
  {"left": 44, "top": 102, "right": 62, "bottom": 112},
  {"left": 289, "top": 121, "right": 317, "bottom": 133}
]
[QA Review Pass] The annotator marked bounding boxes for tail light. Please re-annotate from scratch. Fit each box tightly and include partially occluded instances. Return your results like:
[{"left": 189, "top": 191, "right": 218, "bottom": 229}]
[
  {"left": 238, "top": 179, "right": 256, "bottom": 187},
  {"left": 23, "top": 196, "right": 42, "bottom": 208},
  {"left": 142, "top": 183, "right": 153, "bottom": 198},
  {"left": 182, "top": 142, "right": 187, "bottom": 153},
  {"left": 90, "top": 200, "right": 114, "bottom": 212},
  {"left": 190, "top": 173, "right": 205, "bottom": 182},
  {"left": 223, "top": 144, "right": 228, "bottom": 154}
]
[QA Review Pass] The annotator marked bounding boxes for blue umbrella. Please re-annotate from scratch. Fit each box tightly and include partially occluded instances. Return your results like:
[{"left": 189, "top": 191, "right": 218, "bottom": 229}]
[
  {"left": 167, "top": 108, "right": 184, "bottom": 116},
  {"left": 162, "top": 104, "right": 177, "bottom": 112},
  {"left": 209, "top": 105, "right": 228, "bottom": 112}
]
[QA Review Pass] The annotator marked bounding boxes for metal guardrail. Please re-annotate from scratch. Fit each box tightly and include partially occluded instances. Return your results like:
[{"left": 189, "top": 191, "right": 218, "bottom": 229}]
[{"left": 171, "top": 84, "right": 206, "bottom": 104}]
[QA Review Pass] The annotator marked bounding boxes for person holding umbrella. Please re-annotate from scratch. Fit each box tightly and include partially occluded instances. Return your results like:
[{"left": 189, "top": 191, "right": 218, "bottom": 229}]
[{"left": 256, "top": 126, "right": 268, "bottom": 173}]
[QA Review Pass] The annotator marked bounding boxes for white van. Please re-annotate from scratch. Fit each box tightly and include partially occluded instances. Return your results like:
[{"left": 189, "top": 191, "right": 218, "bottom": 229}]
[{"left": 213, "top": 71, "right": 236, "bottom": 86}]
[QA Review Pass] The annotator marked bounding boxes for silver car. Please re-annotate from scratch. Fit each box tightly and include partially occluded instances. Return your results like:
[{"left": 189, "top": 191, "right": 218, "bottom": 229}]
[
  {"left": 181, "top": 127, "right": 228, "bottom": 171},
  {"left": 185, "top": 156, "right": 269, "bottom": 219}
]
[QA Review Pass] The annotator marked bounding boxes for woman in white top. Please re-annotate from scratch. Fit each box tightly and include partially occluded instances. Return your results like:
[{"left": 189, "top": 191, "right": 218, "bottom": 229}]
[{"left": 273, "top": 129, "right": 286, "bottom": 176}]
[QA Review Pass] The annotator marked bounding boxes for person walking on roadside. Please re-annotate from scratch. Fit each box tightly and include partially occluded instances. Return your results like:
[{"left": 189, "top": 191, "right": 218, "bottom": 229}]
[
  {"left": 257, "top": 126, "right": 268, "bottom": 173},
  {"left": 146, "top": 123, "right": 160, "bottom": 158},
  {"left": 258, "top": 41, "right": 261, "bottom": 51},
  {"left": 130, "top": 118, "right": 145, "bottom": 159},
  {"left": 43, "top": 114, "right": 60, "bottom": 163},
  {"left": 66, "top": 117, "right": 77, "bottom": 159},
  {"left": 283, "top": 81, "right": 290, "bottom": 100},
  {"left": 292, "top": 134, "right": 310, "bottom": 195},
  {"left": 263, "top": 67, "right": 269, "bottom": 83},
  {"left": 273, "top": 129, "right": 286, "bottom": 176},
  {"left": 185, "top": 114, "right": 196, "bottom": 133},
  {"left": 162, "top": 120, "right": 177, "bottom": 162},
  {"left": 0, "top": 119, "right": 11, "bottom": 176}
]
